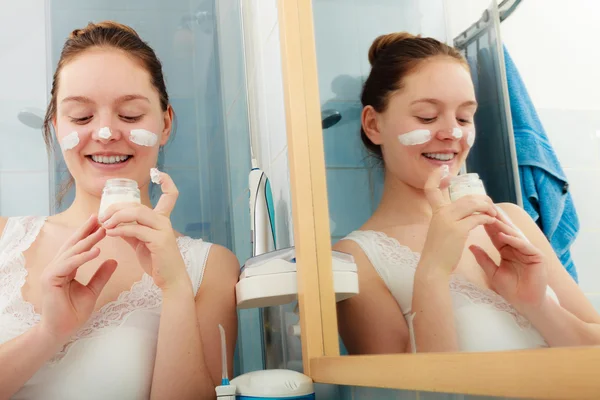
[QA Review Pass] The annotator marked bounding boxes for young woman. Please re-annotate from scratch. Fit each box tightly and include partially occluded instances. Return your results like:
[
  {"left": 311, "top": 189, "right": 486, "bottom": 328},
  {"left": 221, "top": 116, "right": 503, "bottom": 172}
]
[
  {"left": 0, "top": 22, "right": 238, "bottom": 399},
  {"left": 335, "top": 32, "right": 600, "bottom": 354}
]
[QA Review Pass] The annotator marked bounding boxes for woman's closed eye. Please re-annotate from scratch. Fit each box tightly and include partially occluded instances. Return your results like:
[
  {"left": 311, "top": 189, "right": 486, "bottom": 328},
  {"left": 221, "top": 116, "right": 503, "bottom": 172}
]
[
  {"left": 120, "top": 115, "right": 144, "bottom": 123},
  {"left": 416, "top": 116, "right": 437, "bottom": 123},
  {"left": 69, "top": 116, "right": 92, "bottom": 124}
]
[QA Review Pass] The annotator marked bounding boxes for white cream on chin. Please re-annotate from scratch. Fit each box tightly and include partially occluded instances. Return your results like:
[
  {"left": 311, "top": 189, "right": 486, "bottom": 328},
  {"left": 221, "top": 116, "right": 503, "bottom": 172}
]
[
  {"left": 150, "top": 167, "right": 162, "bottom": 184},
  {"left": 60, "top": 131, "right": 80, "bottom": 151},
  {"left": 130, "top": 129, "right": 159, "bottom": 147},
  {"left": 466, "top": 131, "right": 476, "bottom": 147},
  {"left": 451, "top": 127, "right": 463, "bottom": 139},
  {"left": 98, "top": 126, "right": 112, "bottom": 139},
  {"left": 398, "top": 129, "right": 432, "bottom": 146}
]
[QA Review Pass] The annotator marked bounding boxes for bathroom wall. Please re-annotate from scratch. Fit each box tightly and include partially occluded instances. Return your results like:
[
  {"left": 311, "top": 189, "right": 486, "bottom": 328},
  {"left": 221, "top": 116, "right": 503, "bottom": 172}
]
[
  {"left": 238, "top": 0, "right": 302, "bottom": 379},
  {"left": 241, "top": 0, "right": 294, "bottom": 250},
  {"left": 0, "top": 0, "right": 50, "bottom": 217},
  {"left": 500, "top": 0, "right": 600, "bottom": 307}
]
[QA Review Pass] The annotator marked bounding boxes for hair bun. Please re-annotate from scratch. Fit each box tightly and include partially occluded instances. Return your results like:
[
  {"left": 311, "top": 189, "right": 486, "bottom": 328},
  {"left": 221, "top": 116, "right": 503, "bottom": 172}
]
[
  {"left": 68, "top": 21, "right": 141, "bottom": 40},
  {"left": 368, "top": 32, "right": 420, "bottom": 66}
]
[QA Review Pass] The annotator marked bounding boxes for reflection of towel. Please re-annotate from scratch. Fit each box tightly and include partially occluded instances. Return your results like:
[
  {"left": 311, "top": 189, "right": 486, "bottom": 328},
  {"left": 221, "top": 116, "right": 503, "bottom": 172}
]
[{"left": 503, "top": 46, "right": 580, "bottom": 282}]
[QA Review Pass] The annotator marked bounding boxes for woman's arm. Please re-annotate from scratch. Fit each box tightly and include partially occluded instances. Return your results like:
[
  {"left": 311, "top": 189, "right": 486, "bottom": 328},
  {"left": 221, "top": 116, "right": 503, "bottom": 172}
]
[
  {"left": 0, "top": 215, "right": 117, "bottom": 398},
  {"left": 497, "top": 203, "right": 600, "bottom": 346},
  {"left": 334, "top": 240, "right": 411, "bottom": 354},
  {"left": 0, "top": 325, "right": 66, "bottom": 398},
  {"left": 150, "top": 245, "right": 239, "bottom": 400},
  {"left": 0, "top": 217, "right": 61, "bottom": 398},
  {"left": 411, "top": 259, "right": 458, "bottom": 352}
]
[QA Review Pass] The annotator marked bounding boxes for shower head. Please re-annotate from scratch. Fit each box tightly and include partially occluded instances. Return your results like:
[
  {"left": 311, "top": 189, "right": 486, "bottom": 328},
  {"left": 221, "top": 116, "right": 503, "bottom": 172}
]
[
  {"left": 17, "top": 107, "right": 44, "bottom": 130},
  {"left": 321, "top": 109, "right": 341, "bottom": 130}
]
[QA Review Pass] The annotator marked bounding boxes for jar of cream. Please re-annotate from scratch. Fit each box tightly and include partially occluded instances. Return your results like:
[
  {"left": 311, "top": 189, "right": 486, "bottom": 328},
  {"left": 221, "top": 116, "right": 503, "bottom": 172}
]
[
  {"left": 98, "top": 178, "right": 141, "bottom": 217},
  {"left": 448, "top": 173, "right": 486, "bottom": 202}
]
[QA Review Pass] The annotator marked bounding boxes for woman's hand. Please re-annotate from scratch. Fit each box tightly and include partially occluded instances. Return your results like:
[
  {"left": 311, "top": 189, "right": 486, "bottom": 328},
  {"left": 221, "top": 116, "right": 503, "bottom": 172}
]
[
  {"left": 40, "top": 215, "right": 117, "bottom": 341},
  {"left": 470, "top": 210, "right": 549, "bottom": 313},
  {"left": 99, "top": 171, "right": 190, "bottom": 292},
  {"left": 419, "top": 166, "right": 498, "bottom": 277}
]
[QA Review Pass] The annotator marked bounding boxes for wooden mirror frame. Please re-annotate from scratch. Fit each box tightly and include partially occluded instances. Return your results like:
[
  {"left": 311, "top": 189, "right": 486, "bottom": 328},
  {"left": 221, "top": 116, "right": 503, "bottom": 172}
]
[{"left": 276, "top": 0, "right": 600, "bottom": 398}]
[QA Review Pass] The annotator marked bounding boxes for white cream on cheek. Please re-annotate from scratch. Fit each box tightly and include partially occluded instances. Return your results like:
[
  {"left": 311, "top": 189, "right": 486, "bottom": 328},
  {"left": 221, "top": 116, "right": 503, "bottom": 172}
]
[
  {"left": 451, "top": 127, "right": 463, "bottom": 139},
  {"left": 98, "top": 126, "right": 112, "bottom": 139},
  {"left": 397, "top": 129, "right": 432, "bottom": 146},
  {"left": 130, "top": 129, "right": 159, "bottom": 147},
  {"left": 466, "top": 130, "right": 475, "bottom": 147},
  {"left": 60, "top": 131, "right": 80, "bottom": 151}
]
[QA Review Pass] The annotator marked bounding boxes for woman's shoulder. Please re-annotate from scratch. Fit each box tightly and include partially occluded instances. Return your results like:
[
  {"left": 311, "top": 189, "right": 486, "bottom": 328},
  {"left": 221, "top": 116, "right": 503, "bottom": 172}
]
[{"left": 0, "top": 217, "right": 7, "bottom": 235}]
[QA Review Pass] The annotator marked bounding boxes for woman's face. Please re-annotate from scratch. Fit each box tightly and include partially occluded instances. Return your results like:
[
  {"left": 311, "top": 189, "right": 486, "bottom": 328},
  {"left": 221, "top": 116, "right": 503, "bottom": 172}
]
[
  {"left": 363, "top": 57, "right": 477, "bottom": 189},
  {"left": 54, "top": 47, "right": 172, "bottom": 197}
]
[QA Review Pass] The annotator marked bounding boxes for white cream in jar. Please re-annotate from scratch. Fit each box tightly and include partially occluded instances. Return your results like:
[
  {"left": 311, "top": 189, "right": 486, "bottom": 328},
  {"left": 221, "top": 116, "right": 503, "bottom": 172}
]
[
  {"left": 448, "top": 173, "right": 486, "bottom": 202},
  {"left": 98, "top": 178, "right": 141, "bottom": 217}
]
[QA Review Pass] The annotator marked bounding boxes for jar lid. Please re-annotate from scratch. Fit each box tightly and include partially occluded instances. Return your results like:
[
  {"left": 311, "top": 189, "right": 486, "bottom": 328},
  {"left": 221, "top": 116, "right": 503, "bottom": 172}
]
[
  {"left": 104, "top": 178, "right": 139, "bottom": 189},
  {"left": 449, "top": 173, "right": 480, "bottom": 185}
]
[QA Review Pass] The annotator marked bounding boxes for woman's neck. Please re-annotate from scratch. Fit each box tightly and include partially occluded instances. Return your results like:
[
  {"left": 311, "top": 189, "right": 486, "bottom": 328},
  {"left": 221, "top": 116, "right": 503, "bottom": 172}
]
[
  {"left": 53, "top": 182, "right": 153, "bottom": 227},
  {"left": 369, "top": 170, "right": 437, "bottom": 228}
]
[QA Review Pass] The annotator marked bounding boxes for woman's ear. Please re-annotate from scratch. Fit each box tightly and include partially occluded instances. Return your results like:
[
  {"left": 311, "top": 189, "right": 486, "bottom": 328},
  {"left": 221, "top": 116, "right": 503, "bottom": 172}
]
[
  {"left": 362, "top": 105, "right": 383, "bottom": 145},
  {"left": 160, "top": 105, "right": 174, "bottom": 146}
]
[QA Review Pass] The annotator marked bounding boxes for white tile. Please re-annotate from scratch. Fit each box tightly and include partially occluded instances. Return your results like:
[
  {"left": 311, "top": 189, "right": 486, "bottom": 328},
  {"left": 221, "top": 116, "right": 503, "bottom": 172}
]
[
  {"left": 256, "top": 0, "right": 278, "bottom": 45},
  {"left": 586, "top": 294, "right": 600, "bottom": 314},
  {"left": 538, "top": 109, "right": 600, "bottom": 170},
  {"left": 262, "top": 29, "right": 288, "bottom": 159},
  {"left": 355, "top": 0, "right": 422, "bottom": 78},
  {"left": 0, "top": 0, "right": 47, "bottom": 102},
  {"left": 312, "top": 0, "right": 362, "bottom": 102},
  {"left": 268, "top": 150, "right": 293, "bottom": 249},
  {"left": 571, "top": 230, "right": 600, "bottom": 293},
  {"left": 0, "top": 171, "right": 50, "bottom": 217}
]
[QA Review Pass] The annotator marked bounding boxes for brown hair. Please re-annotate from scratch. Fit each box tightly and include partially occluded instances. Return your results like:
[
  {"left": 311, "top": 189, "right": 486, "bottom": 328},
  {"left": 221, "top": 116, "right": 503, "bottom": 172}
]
[
  {"left": 361, "top": 32, "right": 469, "bottom": 161},
  {"left": 43, "top": 21, "right": 171, "bottom": 205}
]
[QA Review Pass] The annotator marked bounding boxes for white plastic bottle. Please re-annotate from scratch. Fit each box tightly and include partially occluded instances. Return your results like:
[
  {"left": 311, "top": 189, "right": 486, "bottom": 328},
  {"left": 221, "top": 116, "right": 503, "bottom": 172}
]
[
  {"left": 448, "top": 173, "right": 486, "bottom": 202},
  {"left": 98, "top": 178, "right": 141, "bottom": 217}
]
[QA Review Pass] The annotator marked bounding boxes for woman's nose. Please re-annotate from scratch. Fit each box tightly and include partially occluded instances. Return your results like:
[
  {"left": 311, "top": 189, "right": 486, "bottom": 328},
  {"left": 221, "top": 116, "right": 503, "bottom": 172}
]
[{"left": 92, "top": 126, "right": 122, "bottom": 143}]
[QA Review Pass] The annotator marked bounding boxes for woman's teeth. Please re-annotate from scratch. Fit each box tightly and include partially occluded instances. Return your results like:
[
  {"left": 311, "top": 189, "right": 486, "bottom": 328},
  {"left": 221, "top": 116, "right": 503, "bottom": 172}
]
[
  {"left": 90, "top": 155, "right": 130, "bottom": 164},
  {"left": 423, "top": 153, "right": 455, "bottom": 161}
]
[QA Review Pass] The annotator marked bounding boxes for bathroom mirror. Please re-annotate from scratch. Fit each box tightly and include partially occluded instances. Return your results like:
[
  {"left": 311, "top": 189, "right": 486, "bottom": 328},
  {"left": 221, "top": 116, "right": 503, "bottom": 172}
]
[{"left": 277, "top": 0, "right": 600, "bottom": 398}]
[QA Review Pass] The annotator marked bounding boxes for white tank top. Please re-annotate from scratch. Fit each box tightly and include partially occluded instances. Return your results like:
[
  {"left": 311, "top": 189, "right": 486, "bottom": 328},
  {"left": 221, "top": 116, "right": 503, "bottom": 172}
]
[
  {"left": 343, "top": 230, "right": 550, "bottom": 352},
  {"left": 0, "top": 216, "right": 213, "bottom": 400}
]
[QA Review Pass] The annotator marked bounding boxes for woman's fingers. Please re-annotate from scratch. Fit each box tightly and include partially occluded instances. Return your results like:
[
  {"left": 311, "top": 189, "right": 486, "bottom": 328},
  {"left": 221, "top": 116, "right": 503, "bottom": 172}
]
[
  {"left": 451, "top": 195, "right": 497, "bottom": 220},
  {"left": 63, "top": 226, "right": 107, "bottom": 259},
  {"left": 102, "top": 205, "right": 165, "bottom": 230},
  {"left": 424, "top": 166, "right": 451, "bottom": 212},
  {"left": 57, "top": 215, "right": 99, "bottom": 254},
  {"left": 469, "top": 244, "right": 499, "bottom": 280},
  {"left": 86, "top": 260, "right": 118, "bottom": 298},
  {"left": 51, "top": 247, "right": 101, "bottom": 278},
  {"left": 459, "top": 213, "right": 497, "bottom": 233},
  {"left": 105, "top": 224, "right": 157, "bottom": 243},
  {"left": 153, "top": 171, "right": 179, "bottom": 217},
  {"left": 496, "top": 232, "right": 542, "bottom": 258}
]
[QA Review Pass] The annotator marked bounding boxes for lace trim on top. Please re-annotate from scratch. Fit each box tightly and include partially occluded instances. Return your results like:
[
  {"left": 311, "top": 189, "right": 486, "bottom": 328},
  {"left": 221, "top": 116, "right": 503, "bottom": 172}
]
[
  {"left": 349, "top": 230, "right": 532, "bottom": 330},
  {"left": 0, "top": 217, "right": 200, "bottom": 365}
]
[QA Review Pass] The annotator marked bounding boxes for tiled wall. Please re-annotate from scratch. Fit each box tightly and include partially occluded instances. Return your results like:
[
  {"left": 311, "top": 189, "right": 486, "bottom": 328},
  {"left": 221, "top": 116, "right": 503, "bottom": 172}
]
[
  {"left": 0, "top": 0, "right": 50, "bottom": 217},
  {"left": 242, "top": 0, "right": 294, "bottom": 250},
  {"left": 239, "top": 0, "right": 299, "bottom": 379},
  {"left": 501, "top": 0, "right": 600, "bottom": 308}
]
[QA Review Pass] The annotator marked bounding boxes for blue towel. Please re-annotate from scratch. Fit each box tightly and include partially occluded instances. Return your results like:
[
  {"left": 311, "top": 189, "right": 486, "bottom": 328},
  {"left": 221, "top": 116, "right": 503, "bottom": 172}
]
[{"left": 503, "top": 46, "right": 580, "bottom": 282}]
